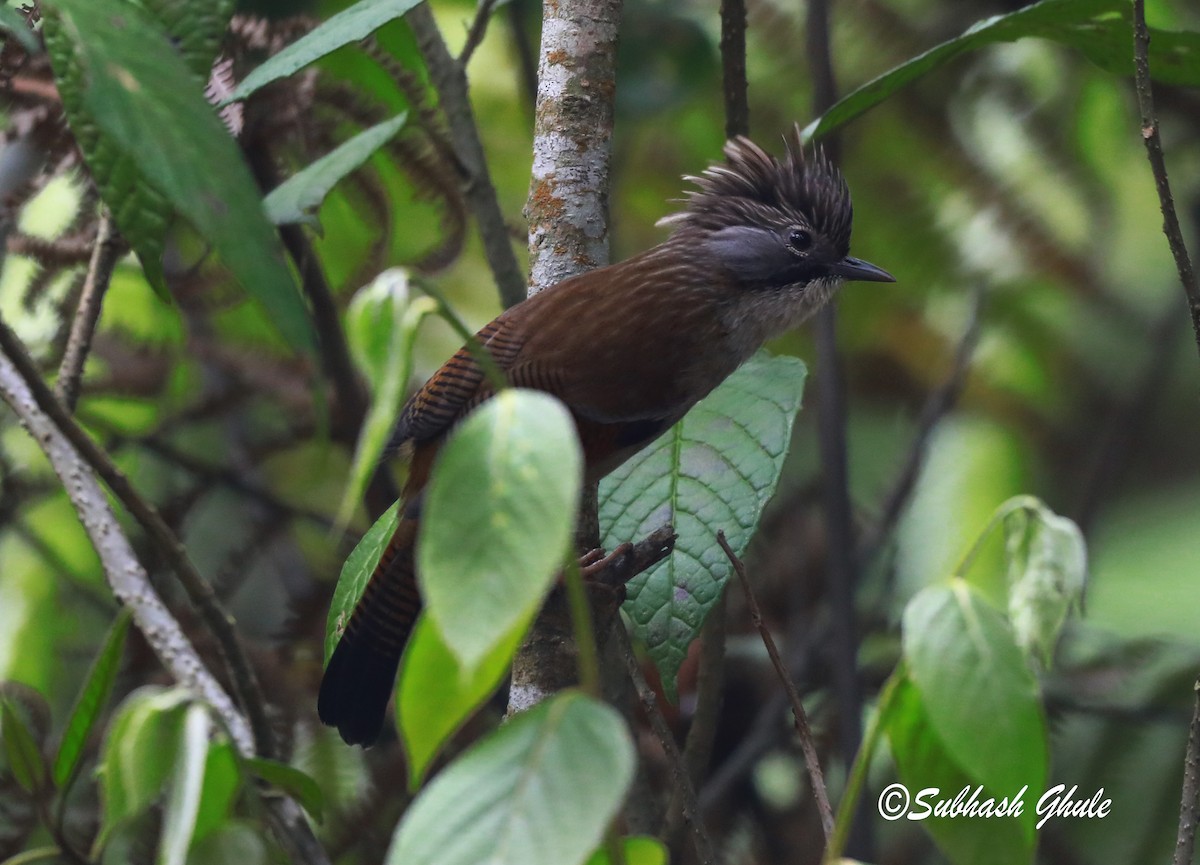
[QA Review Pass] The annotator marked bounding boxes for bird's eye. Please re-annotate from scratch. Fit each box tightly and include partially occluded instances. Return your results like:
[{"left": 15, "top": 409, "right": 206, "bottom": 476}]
[{"left": 787, "top": 228, "right": 813, "bottom": 252}]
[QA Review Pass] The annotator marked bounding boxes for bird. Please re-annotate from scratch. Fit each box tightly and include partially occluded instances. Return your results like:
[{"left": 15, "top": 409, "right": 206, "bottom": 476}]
[{"left": 317, "top": 127, "right": 894, "bottom": 746}]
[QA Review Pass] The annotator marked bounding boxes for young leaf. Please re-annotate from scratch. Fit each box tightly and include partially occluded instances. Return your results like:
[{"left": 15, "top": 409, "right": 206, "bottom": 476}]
[
  {"left": 244, "top": 756, "right": 324, "bottom": 825},
  {"left": 98, "top": 687, "right": 192, "bottom": 842},
  {"left": 398, "top": 615, "right": 524, "bottom": 788},
  {"left": 325, "top": 500, "right": 402, "bottom": 664},
  {"left": 902, "top": 581, "right": 1047, "bottom": 802},
  {"left": 226, "top": 0, "right": 425, "bottom": 103},
  {"left": 1002, "top": 500, "right": 1087, "bottom": 667},
  {"left": 387, "top": 692, "right": 635, "bottom": 865},
  {"left": 886, "top": 676, "right": 1035, "bottom": 865},
  {"left": 418, "top": 390, "right": 583, "bottom": 674},
  {"left": 265, "top": 113, "right": 409, "bottom": 227},
  {"left": 598, "top": 351, "right": 806, "bottom": 697},
  {"left": 803, "top": 0, "right": 1200, "bottom": 142},
  {"left": 0, "top": 699, "right": 47, "bottom": 795},
  {"left": 42, "top": 0, "right": 315, "bottom": 355},
  {"left": 0, "top": 6, "right": 39, "bottom": 52},
  {"left": 160, "top": 703, "right": 211, "bottom": 865},
  {"left": 53, "top": 609, "right": 131, "bottom": 790},
  {"left": 334, "top": 269, "right": 437, "bottom": 532}
]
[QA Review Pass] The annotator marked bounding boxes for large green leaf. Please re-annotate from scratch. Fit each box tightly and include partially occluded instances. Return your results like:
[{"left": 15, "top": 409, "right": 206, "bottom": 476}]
[
  {"left": 227, "top": 0, "right": 425, "bottom": 103},
  {"left": 42, "top": 0, "right": 314, "bottom": 354},
  {"left": 804, "top": 0, "right": 1200, "bottom": 141},
  {"left": 599, "top": 352, "right": 806, "bottom": 696},
  {"left": 885, "top": 676, "right": 1035, "bottom": 865},
  {"left": 419, "top": 390, "right": 582, "bottom": 673},
  {"left": 387, "top": 693, "right": 634, "bottom": 865},
  {"left": 902, "top": 582, "right": 1047, "bottom": 805},
  {"left": 397, "top": 615, "right": 524, "bottom": 788},
  {"left": 160, "top": 703, "right": 211, "bottom": 865}
]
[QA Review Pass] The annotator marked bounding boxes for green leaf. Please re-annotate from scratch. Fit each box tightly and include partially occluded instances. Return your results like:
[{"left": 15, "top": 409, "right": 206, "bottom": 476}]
[
  {"left": 98, "top": 687, "right": 192, "bottom": 842},
  {"left": 325, "top": 500, "right": 402, "bottom": 664},
  {"left": 885, "top": 676, "right": 1035, "bottom": 865},
  {"left": 141, "top": 0, "right": 235, "bottom": 81},
  {"left": 387, "top": 693, "right": 635, "bottom": 865},
  {"left": 398, "top": 615, "right": 523, "bottom": 788},
  {"left": 193, "top": 743, "right": 241, "bottom": 844},
  {"left": 599, "top": 351, "right": 806, "bottom": 697},
  {"left": 53, "top": 609, "right": 131, "bottom": 790},
  {"left": 419, "top": 390, "right": 583, "bottom": 673},
  {"left": 266, "top": 114, "right": 409, "bottom": 227},
  {"left": 244, "top": 756, "right": 325, "bottom": 825},
  {"left": 585, "top": 836, "right": 668, "bottom": 865},
  {"left": 335, "top": 269, "right": 437, "bottom": 532},
  {"left": 0, "top": 699, "right": 46, "bottom": 795},
  {"left": 226, "top": 0, "right": 425, "bottom": 103},
  {"left": 42, "top": 0, "right": 315, "bottom": 354},
  {"left": 187, "top": 823, "right": 268, "bottom": 865},
  {"left": 902, "top": 582, "right": 1047, "bottom": 804},
  {"left": 0, "top": 6, "right": 40, "bottom": 53},
  {"left": 1002, "top": 499, "right": 1087, "bottom": 668},
  {"left": 159, "top": 703, "right": 211, "bottom": 865},
  {"left": 803, "top": 0, "right": 1200, "bottom": 142}
]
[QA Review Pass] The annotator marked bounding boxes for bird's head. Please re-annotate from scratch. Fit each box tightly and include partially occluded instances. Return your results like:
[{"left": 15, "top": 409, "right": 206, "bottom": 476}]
[{"left": 660, "top": 127, "right": 894, "bottom": 291}]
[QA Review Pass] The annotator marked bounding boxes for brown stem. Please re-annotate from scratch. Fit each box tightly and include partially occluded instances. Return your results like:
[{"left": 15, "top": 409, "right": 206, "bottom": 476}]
[
  {"left": 718, "top": 0, "right": 749, "bottom": 139},
  {"left": 1174, "top": 681, "right": 1200, "bottom": 865},
  {"left": 55, "top": 211, "right": 125, "bottom": 412},
  {"left": 717, "top": 531, "right": 835, "bottom": 844},
  {"left": 1131, "top": 0, "right": 1200, "bottom": 360}
]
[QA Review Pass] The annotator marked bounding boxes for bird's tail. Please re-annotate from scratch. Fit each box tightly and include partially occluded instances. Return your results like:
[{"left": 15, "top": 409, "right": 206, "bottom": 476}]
[{"left": 317, "top": 517, "right": 421, "bottom": 746}]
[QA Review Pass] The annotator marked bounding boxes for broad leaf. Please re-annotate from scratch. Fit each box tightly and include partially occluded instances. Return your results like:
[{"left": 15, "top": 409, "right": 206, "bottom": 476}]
[
  {"left": 398, "top": 615, "right": 524, "bottom": 788},
  {"left": 265, "top": 113, "right": 409, "bottom": 227},
  {"left": 54, "top": 609, "right": 130, "bottom": 789},
  {"left": 324, "top": 500, "right": 402, "bottom": 663},
  {"left": 599, "top": 352, "right": 806, "bottom": 696},
  {"left": 160, "top": 703, "right": 211, "bottom": 865},
  {"left": 0, "top": 6, "right": 39, "bottom": 52},
  {"left": 419, "top": 390, "right": 582, "bottom": 673},
  {"left": 43, "top": 0, "right": 315, "bottom": 354},
  {"left": 387, "top": 693, "right": 634, "bottom": 865},
  {"left": 804, "top": 0, "right": 1200, "bottom": 142},
  {"left": 886, "top": 676, "right": 1035, "bottom": 865},
  {"left": 585, "top": 836, "right": 668, "bottom": 865},
  {"left": 1002, "top": 499, "right": 1087, "bottom": 667},
  {"left": 227, "top": 0, "right": 425, "bottom": 103},
  {"left": 902, "top": 582, "right": 1047, "bottom": 803}
]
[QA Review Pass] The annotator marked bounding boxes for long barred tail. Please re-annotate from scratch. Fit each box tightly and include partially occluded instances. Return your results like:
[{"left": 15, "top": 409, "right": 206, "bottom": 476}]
[{"left": 318, "top": 518, "right": 422, "bottom": 746}]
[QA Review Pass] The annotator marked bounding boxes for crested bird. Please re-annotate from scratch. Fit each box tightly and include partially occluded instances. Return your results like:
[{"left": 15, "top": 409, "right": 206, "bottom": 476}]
[{"left": 318, "top": 128, "right": 894, "bottom": 746}]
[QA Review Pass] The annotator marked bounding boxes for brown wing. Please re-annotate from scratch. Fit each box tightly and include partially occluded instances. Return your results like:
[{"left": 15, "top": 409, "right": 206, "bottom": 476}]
[{"left": 391, "top": 315, "right": 525, "bottom": 446}]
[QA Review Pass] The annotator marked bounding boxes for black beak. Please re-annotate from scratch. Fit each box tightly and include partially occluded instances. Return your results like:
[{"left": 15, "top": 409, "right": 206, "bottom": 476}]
[{"left": 828, "top": 256, "right": 895, "bottom": 283}]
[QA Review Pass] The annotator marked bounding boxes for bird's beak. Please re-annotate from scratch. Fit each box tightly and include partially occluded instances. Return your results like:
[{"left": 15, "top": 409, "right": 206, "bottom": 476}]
[{"left": 828, "top": 256, "right": 895, "bottom": 283}]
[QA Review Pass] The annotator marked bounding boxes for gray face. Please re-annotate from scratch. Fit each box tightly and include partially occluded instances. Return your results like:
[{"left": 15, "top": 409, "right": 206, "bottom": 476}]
[{"left": 703, "top": 224, "right": 835, "bottom": 289}]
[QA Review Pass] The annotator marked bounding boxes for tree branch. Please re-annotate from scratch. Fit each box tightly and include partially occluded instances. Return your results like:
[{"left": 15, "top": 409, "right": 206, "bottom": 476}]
[
  {"left": 718, "top": 0, "right": 749, "bottom": 139},
  {"left": 0, "top": 317, "right": 277, "bottom": 762},
  {"left": 408, "top": 3, "right": 527, "bottom": 308},
  {"left": 55, "top": 210, "right": 124, "bottom": 413},
  {"left": 459, "top": 0, "right": 501, "bottom": 66},
  {"left": 1175, "top": 681, "right": 1200, "bottom": 865},
  {"left": 1131, "top": 0, "right": 1200, "bottom": 360},
  {"left": 718, "top": 531, "right": 834, "bottom": 844}
]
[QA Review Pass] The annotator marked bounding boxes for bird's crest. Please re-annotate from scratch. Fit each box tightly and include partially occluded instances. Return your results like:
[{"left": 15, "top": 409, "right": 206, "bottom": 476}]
[{"left": 661, "top": 127, "right": 854, "bottom": 256}]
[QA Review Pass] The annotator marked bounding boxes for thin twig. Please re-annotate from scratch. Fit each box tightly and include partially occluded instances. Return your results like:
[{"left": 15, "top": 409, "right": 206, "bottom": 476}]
[
  {"left": 859, "top": 282, "right": 985, "bottom": 558},
  {"left": 459, "top": 0, "right": 501, "bottom": 65},
  {"left": 407, "top": 3, "right": 527, "bottom": 308},
  {"left": 1174, "top": 681, "right": 1200, "bottom": 865},
  {"left": 718, "top": 531, "right": 834, "bottom": 844},
  {"left": 807, "top": 0, "right": 871, "bottom": 853},
  {"left": 1131, "top": 0, "right": 1200, "bottom": 360},
  {"left": 55, "top": 210, "right": 124, "bottom": 412},
  {"left": 616, "top": 626, "right": 717, "bottom": 865},
  {"left": 0, "top": 317, "right": 278, "bottom": 762},
  {"left": 718, "top": 0, "right": 749, "bottom": 139}
]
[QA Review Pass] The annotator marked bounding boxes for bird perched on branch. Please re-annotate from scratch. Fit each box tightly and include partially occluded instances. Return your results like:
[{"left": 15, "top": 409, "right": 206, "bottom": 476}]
[{"left": 318, "top": 127, "right": 894, "bottom": 746}]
